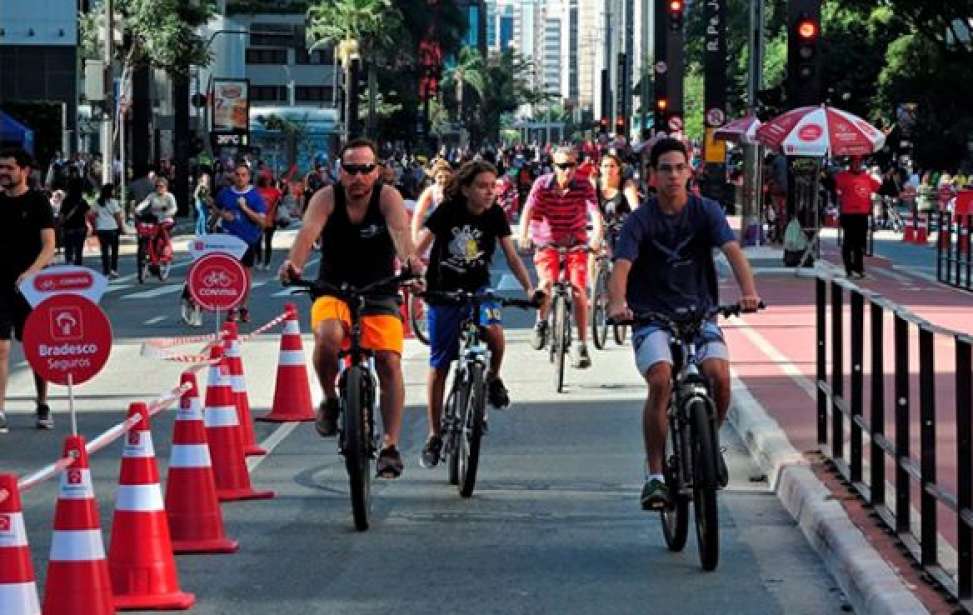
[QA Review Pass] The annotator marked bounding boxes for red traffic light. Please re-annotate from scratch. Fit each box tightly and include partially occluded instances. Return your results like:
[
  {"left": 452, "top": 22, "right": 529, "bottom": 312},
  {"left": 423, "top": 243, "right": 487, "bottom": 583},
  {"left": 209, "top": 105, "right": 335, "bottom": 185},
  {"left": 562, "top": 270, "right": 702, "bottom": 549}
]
[
  {"left": 668, "top": 0, "right": 683, "bottom": 12},
  {"left": 796, "top": 18, "right": 819, "bottom": 40}
]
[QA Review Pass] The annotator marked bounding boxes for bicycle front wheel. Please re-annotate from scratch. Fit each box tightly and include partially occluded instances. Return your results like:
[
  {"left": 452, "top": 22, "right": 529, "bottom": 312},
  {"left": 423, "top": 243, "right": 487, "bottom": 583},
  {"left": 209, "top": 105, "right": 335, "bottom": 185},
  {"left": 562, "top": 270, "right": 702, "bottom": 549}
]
[
  {"left": 342, "top": 367, "right": 371, "bottom": 531},
  {"left": 690, "top": 398, "right": 719, "bottom": 570},
  {"left": 458, "top": 364, "right": 486, "bottom": 498},
  {"left": 553, "top": 295, "right": 568, "bottom": 393},
  {"left": 409, "top": 293, "right": 429, "bottom": 345},
  {"left": 136, "top": 243, "right": 146, "bottom": 284},
  {"left": 446, "top": 378, "right": 468, "bottom": 486},
  {"left": 591, "top": 266, "right": 608, "bottom": 349},
  {"left": 661, "top": 418, "right": 690, "bottom": 551}
]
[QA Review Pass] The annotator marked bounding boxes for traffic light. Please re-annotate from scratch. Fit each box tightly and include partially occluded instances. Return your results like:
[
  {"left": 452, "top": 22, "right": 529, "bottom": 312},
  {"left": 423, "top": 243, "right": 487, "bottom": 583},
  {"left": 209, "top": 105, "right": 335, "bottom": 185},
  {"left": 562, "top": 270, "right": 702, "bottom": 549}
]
[
  {"left": 667, "top": 0, "right": 684, "bottom": 32},
  {"left": 787, "top": 0, "right": 822, "bottom": 107}
]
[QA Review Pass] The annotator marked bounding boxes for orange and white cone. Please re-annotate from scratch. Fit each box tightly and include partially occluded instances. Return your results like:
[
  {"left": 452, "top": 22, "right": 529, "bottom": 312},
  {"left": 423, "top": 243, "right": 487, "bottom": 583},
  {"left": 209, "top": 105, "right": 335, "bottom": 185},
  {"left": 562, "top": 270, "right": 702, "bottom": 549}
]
[
  {"left": 0, "top": 474, "right": 40, "bottom": 615},
  {"left": 42, "top": 435, "right": 114, "bottom": 615},
  {"left": 108, "top": 402, "right": 195, "bottom": 611},
  {"left": 222, "top": 321, "right": 266, "bottom": 456},
  {"left": 204, "top": 344, "right": 275, "bottom": 502},
  {"left": 258, "top": 303, "right": 315, "bottom": 422},
  {"left": 165, "top": 372, "right": 239, "bottom": 554},
  {"left": 916, "top": 211, "right": 929, "bottom": 243}
]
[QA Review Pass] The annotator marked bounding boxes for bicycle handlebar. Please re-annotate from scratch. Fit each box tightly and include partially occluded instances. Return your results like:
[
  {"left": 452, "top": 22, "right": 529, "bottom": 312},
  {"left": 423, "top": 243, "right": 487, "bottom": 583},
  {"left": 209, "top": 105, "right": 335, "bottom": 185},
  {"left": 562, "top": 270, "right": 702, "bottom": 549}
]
[
  {"left": 282, "top": 271, "right": 420, "bottom": 299},
  {"left": 420, "top": 289, "right": 541, "bottom": 310},
  {"left": 607, "top": 302, "right": 767, "bottom": 329}
]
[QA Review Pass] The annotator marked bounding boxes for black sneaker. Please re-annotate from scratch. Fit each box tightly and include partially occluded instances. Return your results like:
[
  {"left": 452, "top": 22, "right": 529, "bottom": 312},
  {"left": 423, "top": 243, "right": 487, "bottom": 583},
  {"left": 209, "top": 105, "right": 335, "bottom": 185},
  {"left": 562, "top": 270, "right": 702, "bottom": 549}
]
[
  {"left": 530, "top": 321, "right": 548, "bottom": 350},
  {"left": 640, "top": 478, "right": 670, "bottom": 511},
  {"left": 0, "top": 410, "right": 8, "bottom": 434},
  {"left": 419, "top": 435, "right": 443, "bottom": 469},
  {"left": 35, "top": 404, "right": 54, "bottom": 430},
  {"left": 376, "top": 446, "right": 404, "bottom": 479},
  {"left": 315, "top": 398, "right": 340, "bottom": 437},
  {"left": 486, "top": 375, "right": 510, "bottom": 408},
  {"left": 571, "top": 343, "right": 592, "bottom": 369}
]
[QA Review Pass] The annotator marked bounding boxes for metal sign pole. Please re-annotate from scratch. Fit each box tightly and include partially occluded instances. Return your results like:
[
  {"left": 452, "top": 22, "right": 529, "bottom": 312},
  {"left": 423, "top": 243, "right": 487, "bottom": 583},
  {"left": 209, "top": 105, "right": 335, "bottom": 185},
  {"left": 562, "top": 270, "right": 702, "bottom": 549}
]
[{"left": 67, "top": 372, "right": 77, "bottom": 436}]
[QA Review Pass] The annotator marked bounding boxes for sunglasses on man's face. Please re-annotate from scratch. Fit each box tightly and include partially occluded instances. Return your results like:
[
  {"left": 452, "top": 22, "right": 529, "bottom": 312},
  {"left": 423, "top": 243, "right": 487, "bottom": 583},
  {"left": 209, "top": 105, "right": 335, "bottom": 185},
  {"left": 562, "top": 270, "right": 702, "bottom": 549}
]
[
  {"left": 342, "top": 163, "right": 378, "bottom": 176},
  {"left": 554, "top": 162, "right": 577, "bottom": 170}
]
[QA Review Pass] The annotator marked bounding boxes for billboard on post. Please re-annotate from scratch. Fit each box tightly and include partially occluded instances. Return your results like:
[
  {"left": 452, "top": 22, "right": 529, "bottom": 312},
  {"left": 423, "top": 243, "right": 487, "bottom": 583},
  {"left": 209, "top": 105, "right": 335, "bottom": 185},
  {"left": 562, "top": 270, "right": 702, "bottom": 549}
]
[{"left": 211, "top": 79, "right": 250, "bottom": 149}]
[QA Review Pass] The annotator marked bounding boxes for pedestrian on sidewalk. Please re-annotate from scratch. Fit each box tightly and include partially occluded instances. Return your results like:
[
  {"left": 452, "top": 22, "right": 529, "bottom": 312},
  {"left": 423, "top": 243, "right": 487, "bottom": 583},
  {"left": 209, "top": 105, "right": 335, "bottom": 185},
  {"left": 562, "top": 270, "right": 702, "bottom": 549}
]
[
  {"left": 90, "top": 183, "right": 124, "bottom": 278},
  {"left": 59, "top": 177, "right": 90, "bottom": 266},
  {"left": 0, "top": 148, "right": 57, "bottom": 432},
  {"left": 835, "top": 156, "right": 880, "bottom": 279},
  {"left": 194, "top": 172, "right": 212, "bottom": 236},
  {"left": 254, "top": 174, "right": 281, "bottom": 270}
]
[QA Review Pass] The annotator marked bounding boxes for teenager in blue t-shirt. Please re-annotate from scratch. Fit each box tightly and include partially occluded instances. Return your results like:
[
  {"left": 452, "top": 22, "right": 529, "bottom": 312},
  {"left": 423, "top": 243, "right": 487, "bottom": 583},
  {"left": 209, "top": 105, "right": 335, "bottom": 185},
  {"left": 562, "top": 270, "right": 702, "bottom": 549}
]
[
  {"left": 212, "top": 162, "right": 267, "bottom": 322},
  {"left": 607, "top": 138, "right": 761, "bottom": 512}
]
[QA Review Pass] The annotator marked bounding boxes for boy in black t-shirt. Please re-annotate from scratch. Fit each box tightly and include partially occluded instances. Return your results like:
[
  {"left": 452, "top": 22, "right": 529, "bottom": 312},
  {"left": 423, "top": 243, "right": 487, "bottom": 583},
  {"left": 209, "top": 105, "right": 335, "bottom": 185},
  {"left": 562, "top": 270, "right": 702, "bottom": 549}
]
[
  {"left": 0, "top": 148, "right": 57, "bottom": 433},
  {"left": 414, "top": 161, "right": 535, "bottom": 469}
]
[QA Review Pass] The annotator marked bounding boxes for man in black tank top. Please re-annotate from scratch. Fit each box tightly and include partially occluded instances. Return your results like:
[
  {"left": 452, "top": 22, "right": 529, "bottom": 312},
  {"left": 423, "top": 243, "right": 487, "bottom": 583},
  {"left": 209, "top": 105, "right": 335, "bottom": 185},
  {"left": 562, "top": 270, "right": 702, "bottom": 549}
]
[{"left": 280, "top": 138, "right": 422, "bottom": 478}]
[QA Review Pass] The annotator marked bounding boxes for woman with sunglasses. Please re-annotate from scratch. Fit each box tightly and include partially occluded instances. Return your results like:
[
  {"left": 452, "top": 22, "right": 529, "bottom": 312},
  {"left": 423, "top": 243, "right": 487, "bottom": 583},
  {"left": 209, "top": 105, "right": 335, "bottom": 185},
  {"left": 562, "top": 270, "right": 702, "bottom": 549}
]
[{"left": 410, "top": 160, "right": 453, "bottom": 245}]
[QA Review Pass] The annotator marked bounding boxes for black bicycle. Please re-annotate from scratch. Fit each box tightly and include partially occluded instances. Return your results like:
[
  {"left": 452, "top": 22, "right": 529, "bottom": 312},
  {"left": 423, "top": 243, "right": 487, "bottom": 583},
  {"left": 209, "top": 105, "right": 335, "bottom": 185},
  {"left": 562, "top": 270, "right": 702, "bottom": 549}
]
[
  {"left": 286, "top": 272, "right": 417, "bottom": 531},
  {"left": 590, "top": 221, "right": 627, "bottom": 350},
  {"left": 612, "top": 302, "right": 764, "bottom": 571},
  {"left": 421, "top": 289, "right": 537, "bottom": 497},
  {"left": 543, "top": 245, "right": 590, "bottom": 393}
]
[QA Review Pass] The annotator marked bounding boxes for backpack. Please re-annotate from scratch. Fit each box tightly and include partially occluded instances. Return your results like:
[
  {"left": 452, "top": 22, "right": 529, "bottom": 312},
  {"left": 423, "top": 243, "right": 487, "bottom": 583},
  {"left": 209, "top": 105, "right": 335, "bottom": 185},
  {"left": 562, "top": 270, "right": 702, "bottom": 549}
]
[{"left": 783, "top": 218, "right": 812, "bottom": 267}]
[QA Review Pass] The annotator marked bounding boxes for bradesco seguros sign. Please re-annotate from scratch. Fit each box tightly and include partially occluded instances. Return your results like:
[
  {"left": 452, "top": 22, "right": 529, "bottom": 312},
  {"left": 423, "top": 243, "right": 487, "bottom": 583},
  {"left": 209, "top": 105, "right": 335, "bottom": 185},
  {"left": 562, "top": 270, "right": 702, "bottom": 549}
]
[{"left": 22, "top": 294, "right": 112, "bottom": 385}]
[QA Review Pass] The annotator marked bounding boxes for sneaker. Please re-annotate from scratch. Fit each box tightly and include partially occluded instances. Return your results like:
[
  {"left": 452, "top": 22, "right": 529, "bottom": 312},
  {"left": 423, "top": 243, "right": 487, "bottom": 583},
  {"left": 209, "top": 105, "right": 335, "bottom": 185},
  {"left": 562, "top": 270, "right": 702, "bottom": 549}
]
[
  {"left": 315, "top": 398, "right": 340, "bottom": 437},
  {"left": 419, "top": 435, "right": 443, "bottom": 469},
  {"left": 640, "top": 478, "right": 670, "bottom": 511},
  {"left": 486, "top": 375, "right": 510, "bottom": 408},
  {"left": 376, "top": 446, "right": 404, "bottom": 479},
  {"left": 571, "top": 343, "right": 592, "bottom": 369},
  {"left": 109, "top": 271, "right": 120, "bottom": 279},
  {"left": 239, "top": 307, "right": 250, "bottom": 323},
  {"left": 35, "top": 404, "right": 54, "bottom": 430},
  {"left": 717, "top": 447, "right": 729, "bottom": 488},
  {"left": 530, "top": 321, "right": 548, "bottom": 350},
  {"left": 0, "top": 410, "right": 8, "bottom": 434}
]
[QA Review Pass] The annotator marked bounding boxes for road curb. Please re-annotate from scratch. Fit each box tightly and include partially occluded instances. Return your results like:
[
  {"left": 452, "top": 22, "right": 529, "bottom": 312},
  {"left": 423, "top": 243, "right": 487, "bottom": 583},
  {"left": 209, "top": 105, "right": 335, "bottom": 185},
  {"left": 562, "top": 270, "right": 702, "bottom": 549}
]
[{"left": 728, "top": 374, "right": 928, "bottom": 615}]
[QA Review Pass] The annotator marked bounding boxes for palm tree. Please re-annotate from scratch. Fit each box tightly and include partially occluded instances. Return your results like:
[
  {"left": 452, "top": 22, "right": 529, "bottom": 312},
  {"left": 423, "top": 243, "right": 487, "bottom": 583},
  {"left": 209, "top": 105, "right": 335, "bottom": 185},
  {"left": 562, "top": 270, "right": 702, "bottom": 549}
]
[
  {"left": 443, "top": 46, "right": 487, "bottom": 140},
  {"left": 307, "top": 0, "right": 401, "bottom": 138}
]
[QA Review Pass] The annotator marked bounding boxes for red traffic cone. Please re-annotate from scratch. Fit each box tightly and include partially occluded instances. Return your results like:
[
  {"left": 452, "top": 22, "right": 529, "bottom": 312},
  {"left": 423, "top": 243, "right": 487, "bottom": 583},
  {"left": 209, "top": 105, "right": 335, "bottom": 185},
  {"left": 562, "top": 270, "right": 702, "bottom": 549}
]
[
  {"left": 165, "top": 372, "right": 239, "bottom": 554},
  {"left": 204, "top": 345, "right": 275, "bottom": 502},
  {"left": 258, "top": 303, "right": 315, "bottom": 422},
  {"left": 222, "top": 321, "right": 266, "bottom": 456},
  {"left": 916, "top": 211, "right": 929, "bottom": 243},
  {"left": 42, "top": 435, "right": 114, "bottom": 615},
  {"left": 0, "top": 474, "right": 40, "bottom": 615},
  {"left": 108, "top": 402, "right": 195, "bottom": 611}
]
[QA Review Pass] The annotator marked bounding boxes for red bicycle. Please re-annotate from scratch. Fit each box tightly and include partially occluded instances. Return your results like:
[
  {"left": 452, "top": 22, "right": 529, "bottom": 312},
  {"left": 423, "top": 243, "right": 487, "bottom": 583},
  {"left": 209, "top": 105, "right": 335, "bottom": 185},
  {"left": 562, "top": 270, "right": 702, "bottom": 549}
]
[{"left": 135, "top": 213, "right": 174, "bottom": 283}]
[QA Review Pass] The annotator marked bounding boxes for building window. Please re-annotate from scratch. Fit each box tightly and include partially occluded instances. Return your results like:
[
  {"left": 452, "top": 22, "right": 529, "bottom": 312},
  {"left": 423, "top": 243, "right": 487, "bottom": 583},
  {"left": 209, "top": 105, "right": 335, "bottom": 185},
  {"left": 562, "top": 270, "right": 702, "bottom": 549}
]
[
  {"left": 246, "top": 48, "right": 288, "bottom": 64},
  {"left": 251, "top": 85, "right": 288, "bottom": 103},
  {"left": 249, "top": 23, "right": 293, "bottom": 47},
  {"left": 295, "top": 86, "right": 333, "bottom": 102},
  {"left": 295, "top": 47, "right": 334, "bottom": 65}
]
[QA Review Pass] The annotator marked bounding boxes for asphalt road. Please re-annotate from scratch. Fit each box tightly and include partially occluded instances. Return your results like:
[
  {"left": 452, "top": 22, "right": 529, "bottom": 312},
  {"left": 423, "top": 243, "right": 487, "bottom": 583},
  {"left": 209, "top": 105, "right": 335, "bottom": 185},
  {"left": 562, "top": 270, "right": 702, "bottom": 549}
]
[{"left": 2, "top": 230, "right": 852, "bottom": 614}]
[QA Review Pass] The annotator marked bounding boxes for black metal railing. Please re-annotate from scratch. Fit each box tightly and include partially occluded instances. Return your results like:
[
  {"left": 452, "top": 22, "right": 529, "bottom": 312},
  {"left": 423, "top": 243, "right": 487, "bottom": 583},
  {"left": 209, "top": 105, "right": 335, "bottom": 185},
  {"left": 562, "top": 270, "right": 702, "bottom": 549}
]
[
  {"left": 937, "top": 211, "right": 973, "bottom": 291},
  {"left": 816, "top": 274, "right": 973, "bottom": 606}
]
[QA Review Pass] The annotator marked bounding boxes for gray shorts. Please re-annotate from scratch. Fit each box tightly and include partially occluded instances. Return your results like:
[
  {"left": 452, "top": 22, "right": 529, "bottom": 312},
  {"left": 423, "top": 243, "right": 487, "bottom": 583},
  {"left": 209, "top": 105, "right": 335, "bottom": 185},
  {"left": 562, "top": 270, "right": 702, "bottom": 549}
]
[{"left": 632, "top": 321, "right": 729, "bottom": 376}]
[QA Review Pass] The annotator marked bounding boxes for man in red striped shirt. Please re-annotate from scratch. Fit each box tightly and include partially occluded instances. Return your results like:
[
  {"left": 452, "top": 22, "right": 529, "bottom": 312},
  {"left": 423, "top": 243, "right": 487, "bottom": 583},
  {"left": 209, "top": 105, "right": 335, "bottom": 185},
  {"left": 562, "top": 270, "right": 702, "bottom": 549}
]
[{"left": 518, "top": 146, "right": 604, "bottom": 369}]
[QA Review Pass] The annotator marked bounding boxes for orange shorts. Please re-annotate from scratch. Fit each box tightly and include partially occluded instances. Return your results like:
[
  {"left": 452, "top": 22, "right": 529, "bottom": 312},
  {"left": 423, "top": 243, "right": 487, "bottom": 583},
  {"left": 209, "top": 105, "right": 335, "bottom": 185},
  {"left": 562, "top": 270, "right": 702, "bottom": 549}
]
[
  {"left": 534, "top": 247, "right": 587, "bottom": 293},
  {"left": 310, "top": 296, "right": 403, "bottom": 355}
]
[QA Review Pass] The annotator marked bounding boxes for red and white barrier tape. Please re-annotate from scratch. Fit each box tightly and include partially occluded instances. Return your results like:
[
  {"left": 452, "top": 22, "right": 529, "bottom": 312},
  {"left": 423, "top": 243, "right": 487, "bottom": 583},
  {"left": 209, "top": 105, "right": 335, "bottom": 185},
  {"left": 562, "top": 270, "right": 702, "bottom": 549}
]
[
  {"left": 140, "top": 310, "right": 290, "bottom": 362},
  {"left": 241, "top": 311, "right": 290, "bottom": 341}
]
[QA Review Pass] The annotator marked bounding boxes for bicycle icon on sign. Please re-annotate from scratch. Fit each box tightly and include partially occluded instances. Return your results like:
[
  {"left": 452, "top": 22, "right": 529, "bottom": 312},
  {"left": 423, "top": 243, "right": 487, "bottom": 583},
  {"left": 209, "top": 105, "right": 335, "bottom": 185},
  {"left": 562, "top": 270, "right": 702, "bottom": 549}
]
[{"left": 202, "top": 269, "right": 233, "bottom": 288}]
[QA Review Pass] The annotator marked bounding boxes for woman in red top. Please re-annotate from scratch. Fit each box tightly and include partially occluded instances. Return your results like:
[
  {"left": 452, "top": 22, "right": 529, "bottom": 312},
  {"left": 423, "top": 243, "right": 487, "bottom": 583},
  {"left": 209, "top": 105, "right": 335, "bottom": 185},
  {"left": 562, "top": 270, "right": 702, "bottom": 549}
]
[{"left": 254, "top": 174, "right": 282, "bottom": 270}]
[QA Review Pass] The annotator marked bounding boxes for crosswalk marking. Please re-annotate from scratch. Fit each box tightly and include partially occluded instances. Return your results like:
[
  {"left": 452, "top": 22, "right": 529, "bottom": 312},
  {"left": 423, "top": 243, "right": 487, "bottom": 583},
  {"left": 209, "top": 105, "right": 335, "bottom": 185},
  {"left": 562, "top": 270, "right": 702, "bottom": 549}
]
[{"left": 143, "top": 315, "right": 166, "bottom": 325}]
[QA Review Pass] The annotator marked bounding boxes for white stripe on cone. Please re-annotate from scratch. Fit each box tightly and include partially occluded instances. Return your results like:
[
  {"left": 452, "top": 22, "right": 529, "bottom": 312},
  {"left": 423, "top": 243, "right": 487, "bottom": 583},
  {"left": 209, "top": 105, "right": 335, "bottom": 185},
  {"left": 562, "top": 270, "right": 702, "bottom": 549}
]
[
  {"left": 176, "top": 400, "right": 204, "bottom": 421},
  {"left": 0, "top": 512, "right": 28, "bottom": 548},
  {"left": 278, "top": 350, "right": 306, "bottom": 366},
  {"left": 225, "top": 343, "right": 240, "bottom": 358},
  {"left": 205, "top": 405, "right": 239, "bottom": 427},
  {"left": 121, "top": 431, "right": 155, "bottom": 458},
  {"left": 49, "top": 529, "right": 107, "bottom": 561},
  {"left": 229, "top": 375, "right": 247, "bottom": 390},
  {"left": 115, "top": 484, "right": 165, "bottom": 512},
  {"left": 283, "top": 321, "right": 299, "bottom": 334},
  {"left": 168, "top": 444, "right": 212, "bottom": 468},
  {"left": 0, "top": 582, "right": 41, "bottom": 615},
  {"left": 57, "top": 469, "right": 94, "bottom": 500}
]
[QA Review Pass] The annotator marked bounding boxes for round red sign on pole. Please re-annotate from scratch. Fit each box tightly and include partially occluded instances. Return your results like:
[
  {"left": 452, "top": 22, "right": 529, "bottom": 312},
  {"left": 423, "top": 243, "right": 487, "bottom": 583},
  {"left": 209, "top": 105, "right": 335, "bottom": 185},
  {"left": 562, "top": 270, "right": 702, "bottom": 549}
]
[
  {"left": 22, "top": 295, "right": 113, "bottom": 385},
  {"left": 187, "top": 253, "right": 248, "bottom": 312}
]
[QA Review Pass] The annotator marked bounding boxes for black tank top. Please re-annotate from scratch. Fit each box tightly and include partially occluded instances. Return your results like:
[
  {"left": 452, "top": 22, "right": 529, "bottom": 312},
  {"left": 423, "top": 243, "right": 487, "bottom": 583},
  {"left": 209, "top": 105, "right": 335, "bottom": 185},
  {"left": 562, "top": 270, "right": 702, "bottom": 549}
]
[
  {"left": 318, "top": 183, "right": 396, "bottom": 295},
  {"left": 598, "top": 186, "right": 631, "bottom": 221}
]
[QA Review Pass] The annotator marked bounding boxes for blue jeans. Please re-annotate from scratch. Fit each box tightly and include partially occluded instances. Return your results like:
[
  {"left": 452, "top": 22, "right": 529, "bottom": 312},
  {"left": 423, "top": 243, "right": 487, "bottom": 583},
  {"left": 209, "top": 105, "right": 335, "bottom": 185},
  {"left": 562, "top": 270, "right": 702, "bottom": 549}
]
[{"left": 195, "top": 200, "right": 208, "bottom": 236}]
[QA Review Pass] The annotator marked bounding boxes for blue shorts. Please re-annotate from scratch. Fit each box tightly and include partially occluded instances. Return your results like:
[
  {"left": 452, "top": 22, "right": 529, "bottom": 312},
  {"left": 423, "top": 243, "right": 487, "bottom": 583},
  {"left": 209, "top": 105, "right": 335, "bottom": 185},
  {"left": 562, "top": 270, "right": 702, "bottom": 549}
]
[
  {"left": 632, "top": 321, "right": 728, "bottom": 376},
  {"left": 428, "top": 294, "right": 502, "bottom": 370}
]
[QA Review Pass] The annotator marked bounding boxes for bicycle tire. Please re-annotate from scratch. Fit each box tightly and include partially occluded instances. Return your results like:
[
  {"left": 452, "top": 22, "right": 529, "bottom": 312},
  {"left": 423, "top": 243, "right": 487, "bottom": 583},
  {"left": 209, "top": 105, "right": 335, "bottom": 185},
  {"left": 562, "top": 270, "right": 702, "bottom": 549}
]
[
  {"left": 661, "top": 418, "right": 690, "bottom": 551},
  {"left": 690, "top": 397, "right": 719, "bottom": 570},
  {"left": 458, "top": 363, "right": 486, "bottom": 498},
  {"left": 409, "top": 294, "right": 429, "bottom": 345},
  {"left": 591, "top": 267, "right": 609, "bottom": 350},
  {"left": 342, "top": 367, "right": 371, "bottom": 531},
  {"left": 547, "top": 298, "right": 557, "bottom": 365},
  {"left": 446, "top": 379, "right": 467, "bottom": 486},
  {"left": 554, "top": 294, "right": 567, "bottom": 393},
  {"left": 136, "top": 243, "right": 146, "bottom": 284},
  {"left": 159, "top": 261, "right": 171, "bottom": 281},
  {"left": 613, "top": 323, "right": 628, "bottom": 345}
]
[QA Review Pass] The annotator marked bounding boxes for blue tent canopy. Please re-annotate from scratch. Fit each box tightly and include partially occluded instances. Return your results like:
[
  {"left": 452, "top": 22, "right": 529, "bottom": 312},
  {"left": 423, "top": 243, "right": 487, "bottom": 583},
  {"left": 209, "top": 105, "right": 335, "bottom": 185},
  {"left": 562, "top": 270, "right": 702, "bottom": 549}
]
[{"left": 0, "top": 110, "right": 35, "bottom": 154}]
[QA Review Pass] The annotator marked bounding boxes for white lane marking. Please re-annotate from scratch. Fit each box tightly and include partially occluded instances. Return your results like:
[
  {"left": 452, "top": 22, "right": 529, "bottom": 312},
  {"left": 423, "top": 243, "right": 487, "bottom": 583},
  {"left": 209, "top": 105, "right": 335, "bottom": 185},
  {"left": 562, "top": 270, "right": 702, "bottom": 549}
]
[
  {"left": 143, "top": 315, "right": 166, "bottom": 325},
  {"left": 728, "top": 314, "right": 817, "bottom": 401},
  {"left": 123, "top": 285, "right": 184, "bottom": 300},
  {"left": 104, "top": 283, "right": 135, "bottom": 294},
  {"left": 247, "top": 422, "right": 300, "bottom": 473},
  {"left": 871, "top": 267, "right": 913, "bottom": 284}
]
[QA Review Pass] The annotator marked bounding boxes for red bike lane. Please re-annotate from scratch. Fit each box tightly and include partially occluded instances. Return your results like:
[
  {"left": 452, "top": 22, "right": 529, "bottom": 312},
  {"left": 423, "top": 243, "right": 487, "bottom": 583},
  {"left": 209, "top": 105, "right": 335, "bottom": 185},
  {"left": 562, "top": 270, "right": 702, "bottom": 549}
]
[{"left": 722, "top": 245, "right": 972, "bottom": 612}]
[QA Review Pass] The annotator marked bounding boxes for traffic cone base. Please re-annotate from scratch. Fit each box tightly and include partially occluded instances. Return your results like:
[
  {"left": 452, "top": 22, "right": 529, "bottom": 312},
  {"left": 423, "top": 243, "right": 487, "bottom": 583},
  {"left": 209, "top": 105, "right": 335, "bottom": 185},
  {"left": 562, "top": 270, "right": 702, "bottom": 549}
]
[
  {"left": 166, "top": 372, "right": 239, "bottom": 554},
  {"left": 0, "top": 474, "right": 40, "bottom": 615},
  {"left": 259, "top": 304, "right": 315, "bottom": 422}
]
